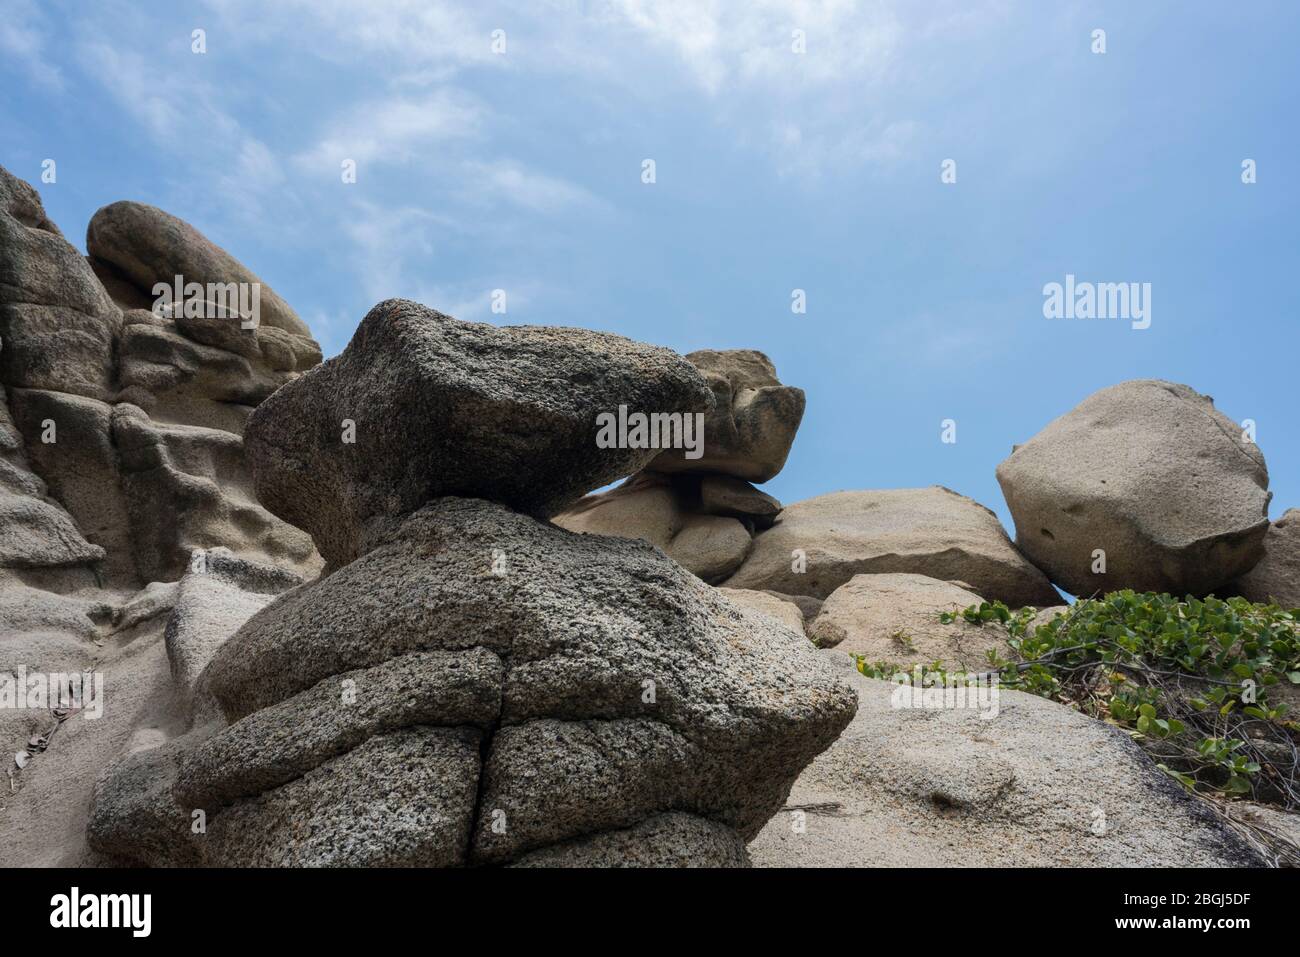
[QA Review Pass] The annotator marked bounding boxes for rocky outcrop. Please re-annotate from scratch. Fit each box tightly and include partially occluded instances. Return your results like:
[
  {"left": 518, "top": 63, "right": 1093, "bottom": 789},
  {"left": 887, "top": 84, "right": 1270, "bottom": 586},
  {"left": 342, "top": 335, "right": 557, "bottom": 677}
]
[
  {"left": 723, "top": 486, "right": 1060, "bottom": 608},
  {"left": 1226, "top": 509, "right": 1300, "bottom": 609},
  {"left": 89, "top": 498, "right": 856, "bottom": 866},
  {"left": 0, "top": 164, "right": 322, "bottom": 810},
  {"left": 750, "top": 654, "right": 1266, "bottom": 867},
  {"left": 85, "top": 300, "right": 856, "bottom": 867},
  {"left": 244, "top": 299, "right": 714, "bottom": 570},
  {"left": 808, "top": 574, "right": 1005, "bottom": 670},
  {"left": 997, "top": 380, "right": 1270, "bottom": 597},
  {"left": 649, "top": 349, "right": 804, "bottom": 483},
  {"left": 0, "top": 167, "right": 121, "bottom": 402}
]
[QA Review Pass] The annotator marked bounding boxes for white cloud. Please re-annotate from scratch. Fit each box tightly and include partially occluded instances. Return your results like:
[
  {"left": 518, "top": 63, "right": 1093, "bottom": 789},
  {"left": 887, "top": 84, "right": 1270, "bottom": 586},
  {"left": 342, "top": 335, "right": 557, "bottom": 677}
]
[
  {"left": 294, "top": 91, "right": 483, "bottom": 173},
  {"left": 464, "top": 160, "right": 600, "bottom": 213},
  {"left": 0, "top": 0, "right": 64, "bottom": 90},
  {"left": 607, "top": 0, "right": 901, "bottom": 94}
]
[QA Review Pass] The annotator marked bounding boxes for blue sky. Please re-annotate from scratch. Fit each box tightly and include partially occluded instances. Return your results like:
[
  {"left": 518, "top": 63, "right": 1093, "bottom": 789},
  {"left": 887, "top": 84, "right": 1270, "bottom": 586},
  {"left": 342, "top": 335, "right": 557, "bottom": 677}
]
[{"left": 3, "top": 0, "right": 1296, "bottom": 532}]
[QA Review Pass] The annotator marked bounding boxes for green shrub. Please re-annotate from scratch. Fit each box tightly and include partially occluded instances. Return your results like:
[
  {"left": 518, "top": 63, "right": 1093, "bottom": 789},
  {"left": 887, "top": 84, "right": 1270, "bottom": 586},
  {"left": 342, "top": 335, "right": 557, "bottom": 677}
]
[{"left": 854, "top": 591, "right": 1300, "bottom": 807}]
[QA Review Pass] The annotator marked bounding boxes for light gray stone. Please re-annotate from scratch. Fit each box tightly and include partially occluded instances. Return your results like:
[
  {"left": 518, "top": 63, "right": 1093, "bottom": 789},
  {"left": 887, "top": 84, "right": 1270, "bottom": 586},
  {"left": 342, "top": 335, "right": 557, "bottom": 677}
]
[
  {"left": 750, "top": 658, "right": 1266, "bottom": 867},
  {"left": 997, "top": 380, "right": 1271, "bottom": 596},
  {"left": 723, "top": 486, "right": 1060, "bottom": 608}
]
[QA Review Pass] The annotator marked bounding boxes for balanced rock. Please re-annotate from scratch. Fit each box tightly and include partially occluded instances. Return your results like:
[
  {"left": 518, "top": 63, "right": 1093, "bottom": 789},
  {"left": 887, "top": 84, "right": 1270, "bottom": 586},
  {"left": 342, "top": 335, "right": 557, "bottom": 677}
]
[
  {"left": 650, "top": 349, "right": 804, "bottom": 483},
  {"left": 750, "top": 654, "right": 1265, "bottom": 867},
  {"left": 723, "top": 486, "right": 1059, "bottom": 608},
  {"left": 1227, "top": 509, "right": 1300, "bottom": 608},
  {"left": 88, "top": 497, "right": 856, "bottom": 866},
  {"left": 997, "top": 380, "right": 1270, "bottom": 597},
  {"left": 245, "top": 299, "right": 714, "bottom": 569},
  {"left": 808, "top": 574, "right": 1005, "bottom": 671}
]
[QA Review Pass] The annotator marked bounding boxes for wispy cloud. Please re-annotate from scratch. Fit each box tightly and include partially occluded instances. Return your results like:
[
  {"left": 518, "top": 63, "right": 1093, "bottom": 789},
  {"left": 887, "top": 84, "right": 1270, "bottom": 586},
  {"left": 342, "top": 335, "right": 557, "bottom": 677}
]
[
  {"left": 293, "top": 91, "right": 484, "bottom": 174},
  {"left": 0, "top": 0, "right": 64, "bottom": 90}
]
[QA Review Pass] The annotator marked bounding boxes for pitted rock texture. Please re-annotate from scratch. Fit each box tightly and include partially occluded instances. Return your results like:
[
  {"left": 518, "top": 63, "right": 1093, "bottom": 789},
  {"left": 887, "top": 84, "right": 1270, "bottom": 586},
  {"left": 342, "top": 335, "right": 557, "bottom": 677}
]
[
  {"left": 650, "top": 349, "right": 804, "bottom": 483},
  {"left": 723, "top": 486, "right": 1060, "bottom": 608},
  {"left": 88, "top": 497, "right": 856, "bottom": 866},
  {"left": 244, "top": 299, "right": 715, "bottom": 569},
  {"left": 997, "top": 380, "right": 1270, "bottom": 597},
  {"left": 510, "top": 812, "right": 751, "bottom": 867}
]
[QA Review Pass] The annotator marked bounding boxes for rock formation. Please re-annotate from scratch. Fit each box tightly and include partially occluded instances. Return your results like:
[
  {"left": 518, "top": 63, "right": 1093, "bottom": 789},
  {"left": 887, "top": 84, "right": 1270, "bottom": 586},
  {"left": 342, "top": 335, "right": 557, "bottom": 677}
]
[
  {"left": 0, "top": 164, "right": 322, "bottom": 856},
  {"left": 86, "top": 303, "right": 858, "bottom": 867},
  {"left": 750, "top": 653, "right": 1265, "bottom": 867},
  {"left": 1226, "top": 508, "right": 1300, "bottom": 608},
  {"left": 997, "top": 380, "right": 1270, "bottom": 597},
  {"left": 244, "top": 299, "right": 713, "bottom": 570},
  {"left": 4, "top": 159, "right": 1294, "bottom": 870},
  {"left": 722, "top": 486, "right": 1060, "bottom": 608},
  {"left": 648, "top": 349, "right": 804, "bottom": 482},
  {"left": 553, "top": 349, "right": 800, "bottom": 583}
]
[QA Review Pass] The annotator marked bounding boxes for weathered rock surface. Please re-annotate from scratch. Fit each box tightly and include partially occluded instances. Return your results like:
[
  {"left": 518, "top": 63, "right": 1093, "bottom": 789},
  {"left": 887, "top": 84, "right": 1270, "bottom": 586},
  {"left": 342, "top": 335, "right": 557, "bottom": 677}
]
[
  {"left": 1227, "top": 509, "right": 1300, "bottom": 609},
  {"left": 164, "top": 548, "right": 305, "bottom": 724},
  {"left": 111, "top": 404, "right": 320, "bottom": 583},
  {"left": 997, "top": 380, "right": 1270, "bottom": 597},
  {"left": 750, "top": 654, "right": 1266, "bottom": 867},
  {"left": 246, "top": 299, "right": 714, "bottom": 569},
  {"left": 88, "top": 497, "right": 856, "bottom": 866},
  {"left": 0, "top": 392, "right": 105, "bottom": 573},
  {"left": 86, "top": 200, "right": 312, "bottom": 338},
  {"left": 808, "top": 574, "right": 1005, "bottom": 670},
  {"left": 0, "top": 165, "right": 323, "bottom": 848},
  {"left": 554, "top": 471, "right": 770, "bottom": 583},
  {"left": 511, "top": 812, "right": 751, "bottom": 867},
  {"left": 0, "top": 167, "right": 121, "bottom": 402},
  {"left": 723, "top": 486, "right": 1060, "bottom": 608},
  {"left": 650, "top": 349, "right": 804, "bottom": 483},
  {"left": 716, "top": 587, "right": 806, "bottom": 635}
]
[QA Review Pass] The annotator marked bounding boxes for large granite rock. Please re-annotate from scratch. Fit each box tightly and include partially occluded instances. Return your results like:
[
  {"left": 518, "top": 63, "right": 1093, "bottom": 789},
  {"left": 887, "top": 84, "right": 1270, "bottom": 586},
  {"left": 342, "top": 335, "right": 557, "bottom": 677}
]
[
  {"left": 86, "top": 200, "right": 312, "bottom": 338},
  {"left": 244, "top": 299, "right": 714, "bottom": 569},
  {"left": 997, "top": 380, "right": 1271, "bottom": 597},
  {"left": 808, "top": 573, "right": 1005, "bottom": 670},
  {"left": 1226, "top": 509, "right": 1300, "bottom": 609},
  {"left": 722, "top": 486, "right": 1060, "bottom": 608},
  {"left": 750, "top": 654, "right": 1266, "bottom": 867},
  {"left": 650, "top": 349, "right": 803, "bottom": 483},
  {"left": 88, "top": 497, "right": 856, "bottom": 866}
]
